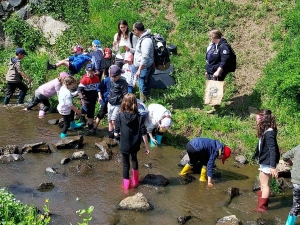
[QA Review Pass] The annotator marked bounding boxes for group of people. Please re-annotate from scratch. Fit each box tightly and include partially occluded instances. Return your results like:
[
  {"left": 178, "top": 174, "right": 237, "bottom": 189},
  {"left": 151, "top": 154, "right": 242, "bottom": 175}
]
[{"left": 3, "top": 23, "right": 299, "bottom": 224}]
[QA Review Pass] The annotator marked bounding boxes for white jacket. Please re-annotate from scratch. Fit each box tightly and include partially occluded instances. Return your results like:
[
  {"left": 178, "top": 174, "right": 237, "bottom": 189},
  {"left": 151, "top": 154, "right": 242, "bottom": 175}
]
[{"left": 145, "top": 104, "right": 172, "bottom": 133}]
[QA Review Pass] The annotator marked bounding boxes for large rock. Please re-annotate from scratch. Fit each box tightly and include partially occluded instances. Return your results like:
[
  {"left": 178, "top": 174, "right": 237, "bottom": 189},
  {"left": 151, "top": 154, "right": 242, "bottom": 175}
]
[
  {"left": 276, "top": 159, "right": 291, "bottom": 178},
  {"left": 235, "top": 155, "right": 247, "bottom": 164},
  {"left": 22, "top": 142, "right": 50, "bottom": 153},
  {"left": 52, "top": 135, "right": 84, "bottom": 149},
  {"left": 0, "top": 145, "right": 20, "bottom": 155},
  {"left": 8, "top": 0, "right": 26, "bottom": 8},
  {"left": 0, "top": 154, "right": 24, "bottom": 163},
  {"left": 94, "top": 142, "right": 112, "bottom": 160},
  {"left": 1, "top": 1, "right": 13, "bottom": 13},
  {"left": 26, "top": 15, "right": 70, "bottom": 45},
  {"left": 177, "top": 215, "right": 192, "bottom": 225},
  {"left": 37, "top": 182, "right": 54, "bottom": 192},
  {"left": 178, "top": 153, "right": 189, "bottom": 167},
  {"left": 71, "top": 151, "right": 88, "bottom": 160},
  {"left": 216, "top": 215, "right": 241, "bottom": 225},
  {"left": 101, "top": 137, "right": 118, "bottom": 147},
  {"left": 141, "top": 174, "right": 170, "bottom": 187},
  {"left": 16, "top": 4, "right": 30, "bottom": 19},
  {"left": 117, "top": 192, "right": 152, "bottom": 211}
]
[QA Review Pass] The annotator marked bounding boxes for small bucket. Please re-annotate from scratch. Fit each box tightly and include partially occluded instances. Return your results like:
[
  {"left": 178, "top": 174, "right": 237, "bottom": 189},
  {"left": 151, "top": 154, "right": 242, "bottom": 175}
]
[{"left": 155, "top": 134, "right": 163, "bottom": 145}]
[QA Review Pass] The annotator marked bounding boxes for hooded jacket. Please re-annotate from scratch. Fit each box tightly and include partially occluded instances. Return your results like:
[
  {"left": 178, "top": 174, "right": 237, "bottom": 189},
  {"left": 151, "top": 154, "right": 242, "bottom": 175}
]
[
  {"left": 6, "top": 57, "right": 23, "bottom": 83},
  {"left": 282, "top": 145, "right": 300, "bottom": 185},
  {"left": 115, "top": 111, "right": 147, "bottom": 154}
]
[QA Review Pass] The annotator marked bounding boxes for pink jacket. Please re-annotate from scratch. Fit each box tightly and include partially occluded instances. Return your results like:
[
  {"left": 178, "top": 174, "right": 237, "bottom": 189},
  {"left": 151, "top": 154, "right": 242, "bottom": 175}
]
[{"left": 38, "top": 78, "right": 62, "bottom": 97}]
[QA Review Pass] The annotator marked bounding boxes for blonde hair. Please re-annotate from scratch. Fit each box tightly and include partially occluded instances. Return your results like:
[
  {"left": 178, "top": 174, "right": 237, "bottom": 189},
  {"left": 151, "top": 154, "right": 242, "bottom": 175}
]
[
  {"left": 209, "top": 29, "right": 222, "bottom": 39},
  {"left": 120, "top": 93, "right": 138, "bottom": 113}
]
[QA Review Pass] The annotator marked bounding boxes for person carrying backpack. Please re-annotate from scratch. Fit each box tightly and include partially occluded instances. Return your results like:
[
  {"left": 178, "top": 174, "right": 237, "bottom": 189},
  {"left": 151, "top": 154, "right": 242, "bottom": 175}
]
[{"left": 132, "top": 22, "right": 155, "bottom": 102}]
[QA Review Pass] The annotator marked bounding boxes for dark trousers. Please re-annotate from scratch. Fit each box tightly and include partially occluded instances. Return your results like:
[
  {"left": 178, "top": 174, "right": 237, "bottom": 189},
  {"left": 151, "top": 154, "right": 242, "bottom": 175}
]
[
  {"left": 26, "top": 90, "right": 50, "bottom": 111},
  {"left": 61, "top": 110, "right": 75, "bottom": 134},
  {"left": 5, "top": 82, "right": 28, "bottom": 104},
  {"left": 122, "top": 153, "right": 138, "bottom": 179},
  {"left": 290, "top": 183, "right": 300, "bottom": 216}
]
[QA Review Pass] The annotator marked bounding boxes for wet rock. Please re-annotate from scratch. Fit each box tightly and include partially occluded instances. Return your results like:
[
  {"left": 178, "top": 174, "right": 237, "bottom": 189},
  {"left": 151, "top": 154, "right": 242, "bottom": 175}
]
[
  {"left": 94, "top": 142, "right": 112, "bottom": 160},
  {"left": 276, "top": 160, "right": 291, "bottom": 178},
  {"left": 101, "top": 137, "right": 118, "bottom": 147},
  {"left": 117, "top": 192, "right": 152, "bottom": 211},
  {"left": 252, "top": 177, "right": 260, "bottom": 191},
  {"left": 235, "top": 155, "right": 247, "bottom": 164},
  {"left": 223, "top": 187, "right": 240, "bottom": 207},
  {"left": 61, "top": 157, "right": 71, "bottom": 165},
  {"left": 178, "top": 153, "right": 189, "bottom": 167},
  {"left": 256, "top": 218, "right": 274, "bottom": 225},
  {"left": 76, "top": 163, "right": 93, "bottom": 174},
  {"left": 38, "top": 182, "right": 54, "bottom": 192},
  {"left": 177, "top": 215, "right": 192, "bottom": 224},
  {"left": 58, "top": 118, "right": 64, "bottom": 128},
  {"left": 216, "top": 215, "right": 241, "bottom": 225},
  {"left": 0, "top": 154, "right": 24, "bottom": 163},
  {"left": 0, "top": 145, "right": 20, "bottom": 155},
  {"left": 22, "top": 142, "right": 51, "bottom": 153},
  {"left": 180, "top": 150, "right": 187, "bottom": 159},
  {"left": 52, "top": 135, "right": 84, "bottom": 149},
  {"left": 71, "top": 151, "right": 89, "bottom": 160},
  {"left": 179, "top": 175, "right": 195, "bottom": 185},
  {"left": 144, "top": 163, "right": 152, "bottom": 169},
  {"left": 142, "top": 174, "right": 170, "bottom": 187},
  {"left": 45, "top": 167, "right": 58, "bottom": 174},
  {"left": 48, "top": 119, "right": 59, "bottom": 125}
]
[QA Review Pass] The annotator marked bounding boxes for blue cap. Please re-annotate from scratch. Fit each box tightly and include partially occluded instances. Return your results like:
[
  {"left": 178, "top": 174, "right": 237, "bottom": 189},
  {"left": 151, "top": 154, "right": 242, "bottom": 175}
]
[
  {"left": 92, "top": 40, "right": 101, "bottom": 47},
  {"left": 109, "top": 65, "right": 124, "bottom": 77},
  {"left": 85, "top": 63, "right": 95, "bottom": 71},
  {"left": 16, "top": 48, "right": 28, "bottom": 56}
]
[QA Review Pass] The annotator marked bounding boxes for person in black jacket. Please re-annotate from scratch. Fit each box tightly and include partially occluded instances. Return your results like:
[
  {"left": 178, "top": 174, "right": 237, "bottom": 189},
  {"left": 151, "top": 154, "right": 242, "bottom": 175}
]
[
  {"left": 253, "top": 109, "right": 279, "bottom": 212},
  {"left": 114, "top": 93, "right": 150, "bottom": 190}
]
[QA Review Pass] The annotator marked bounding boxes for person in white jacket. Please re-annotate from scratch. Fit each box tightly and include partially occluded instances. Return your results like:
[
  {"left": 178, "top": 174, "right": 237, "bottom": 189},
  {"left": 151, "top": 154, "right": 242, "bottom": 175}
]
[{"left": 144, "top": 103, "right": 172, "bottom": 145}]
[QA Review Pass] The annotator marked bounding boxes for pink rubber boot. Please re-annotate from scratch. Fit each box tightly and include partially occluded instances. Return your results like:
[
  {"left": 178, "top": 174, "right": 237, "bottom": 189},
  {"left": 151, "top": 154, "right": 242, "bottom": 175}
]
[
  {"left": 132, "top": 169, "right": 139, "bottom": 188},
  {"left": 38, "top": 110, "right": 45, "bottom": 119},
  {"left": 123, "top": 179, "right": 131, "bottom": 190}
]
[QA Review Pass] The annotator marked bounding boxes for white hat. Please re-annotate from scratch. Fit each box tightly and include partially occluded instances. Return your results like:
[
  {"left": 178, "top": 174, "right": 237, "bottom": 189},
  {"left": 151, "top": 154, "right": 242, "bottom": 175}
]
[
  {"left": 161, "top": 117, "right": 172, "bottom": 128},
  {"left": 157, "top": 42, "right": 164, "bottom": 49}
]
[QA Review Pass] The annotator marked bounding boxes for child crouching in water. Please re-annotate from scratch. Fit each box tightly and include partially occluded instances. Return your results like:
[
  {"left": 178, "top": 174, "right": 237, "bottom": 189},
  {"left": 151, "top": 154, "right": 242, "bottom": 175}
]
[
  {"left": 57, "top": 76, "right": 82, "bottom": 138},
  {"left": 114, "top": 93, "right": 150, "bottom": 190}
]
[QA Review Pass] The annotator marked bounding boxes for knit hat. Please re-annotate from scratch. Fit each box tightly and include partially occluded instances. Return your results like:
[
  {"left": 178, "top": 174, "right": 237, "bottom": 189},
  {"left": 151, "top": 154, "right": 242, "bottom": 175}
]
[
  {"left": 59, "top": 72, "right": 68, "bottom": 78},
  {"left": 222, "top": 146, "right": 231, "bottom": 164}
]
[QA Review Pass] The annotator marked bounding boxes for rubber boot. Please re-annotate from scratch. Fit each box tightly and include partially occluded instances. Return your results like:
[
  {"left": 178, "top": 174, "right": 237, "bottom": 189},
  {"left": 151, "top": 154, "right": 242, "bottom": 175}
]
[
  {"left": 47, "top": 61, "right": 56, "bottom": 70},
  {"left": 285, "top": 214, "right": 297, "bottom": 225},
  {"left": 70, "top": 121, "right": 82, "bottom": 129},
  {"left": 132, "top": 169, "right": 139, "bottom": 188},
  {"left": 155, "top": 134, "right": 163, "bottom": 145},
  {"left": 257, "top": 190, "right": 262, "bottom": 198},
  {"left": 179, "top": 164, "right": 193, "bottom": 177},
  {"left": 199, "top": 166, "right": 207, "bottom": 182},
  {"left": 255, "top": 197, "right": 268, "bottom": 212},
  {"left": 80, "top": 115, "right": 87, "bottom": 127},
  {"left": 60, "top": 133, "right": 68, "bottom": 138},
  {"left": 123, "top": 178, "right": 131, "bottom": 190},
  {"left": 3, "top": 97, "right": 10, "bottom": 105},
  {"left": 38, "top": 110, "right": 45, "bottom": 119},
  {"left": 18, "top": 91, "right": 26, "bottom": 104}
]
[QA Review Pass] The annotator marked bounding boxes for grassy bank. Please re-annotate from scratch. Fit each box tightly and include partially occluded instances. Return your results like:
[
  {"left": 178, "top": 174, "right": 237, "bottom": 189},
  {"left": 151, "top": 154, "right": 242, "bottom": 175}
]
[{"left": 0, "top": 0, "right": 299, "bottom": 160}]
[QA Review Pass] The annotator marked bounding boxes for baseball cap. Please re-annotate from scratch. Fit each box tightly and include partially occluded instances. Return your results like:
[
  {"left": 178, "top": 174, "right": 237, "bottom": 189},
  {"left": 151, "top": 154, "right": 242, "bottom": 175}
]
[
  {"left": 16, "top": 48, "right": 28, "bottom": 55},
  {"left": 72, "top": 45, "right": 83, "bottom": 53},
  {"left": 59, "top": 72, "right": 68, "bottom": 78},
  {"left": 85, "top": 64, "right": 95, "bottom": 71},
  {"left": 222, "top": 146, "right": 231, "bottom": 164},
  {"left": 124, "top": 52, "right": 133, "bottom": 62},
  {"left": 92, "top": 40, "right": 101, "bottom": 47},
  {"left": 109, "top": 65, "right": 124, "bottom": 77}
]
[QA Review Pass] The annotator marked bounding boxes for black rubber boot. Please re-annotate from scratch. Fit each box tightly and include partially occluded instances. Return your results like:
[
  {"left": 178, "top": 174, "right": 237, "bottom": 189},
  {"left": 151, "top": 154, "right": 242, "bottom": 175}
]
[
  {"left": 3, "top": 97, "right": 10, "bottom": 105},
  {"left": 80, "top": 115, "right": 87, "bottom": 127},
  {"left": 18, "top": 91, "right": 26, "bottom": 104},
  {"left": 47, "top": 61, "right": 56, "bottom": 70}
]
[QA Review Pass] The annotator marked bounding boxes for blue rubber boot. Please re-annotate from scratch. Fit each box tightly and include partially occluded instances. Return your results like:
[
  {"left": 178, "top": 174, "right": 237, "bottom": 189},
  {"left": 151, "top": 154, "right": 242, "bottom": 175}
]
[
  {"left": 285, "top": 214, "right": 297, "bottom": 225},
  {"left": 60, "top": 133, "right": 68, "bottom": 138},
  {"left": 70, "top": 121, "right": 82, "bottom": 130},
  {"left": 155, "top": 134, "right": 163, "bottom": 145}
]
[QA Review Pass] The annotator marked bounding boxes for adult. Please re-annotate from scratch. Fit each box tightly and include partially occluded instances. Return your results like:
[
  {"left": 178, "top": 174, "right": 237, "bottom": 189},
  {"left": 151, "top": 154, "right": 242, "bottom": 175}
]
[
  {"left": 144, "top": 103, "right": 172, "bottom": 145},
  {"left": 179, "top": 137, "right": 231, "bottom": 187},
  {"left": 113, "top": 20, "right": 137, "bottom": 69},
  {"left": 132, "top": 22, "right": 155, "bottom": 102}
]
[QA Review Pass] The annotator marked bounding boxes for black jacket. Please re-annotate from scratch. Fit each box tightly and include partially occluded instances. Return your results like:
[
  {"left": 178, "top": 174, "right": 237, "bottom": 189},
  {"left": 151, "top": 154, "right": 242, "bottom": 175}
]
[
  {"left": 253, "top": 129, "right": 280, "bottom": 168},
  {"left": 115, "top": 112, "right": 147, "bottom": 154},
  {"left": 108, "top": 78, "right": 128, "bottom": 105}
]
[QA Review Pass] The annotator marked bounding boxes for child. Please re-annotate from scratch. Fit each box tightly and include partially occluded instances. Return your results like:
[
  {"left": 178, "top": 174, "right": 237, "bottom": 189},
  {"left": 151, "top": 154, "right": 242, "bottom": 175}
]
[
  {"left": 114, "top": 93, "right": 150, "bottom": 190},
  {"left": 88, "top": 40, "right": 103, "bottom": 77},
  {"left": 24, "top": 72, "right": 68, "bottom": 119},
  {"left": 107, "top": 65, "right": 128, "bottom": 138},
  {"left": 253, "top": 109, "right": 280, "bottom": 212},
  {"left": 179, "top": 137, "right": 231, "bottom": 187},
  {"left": 4, "top": 48, "right": 31, "bottom": 105},
  {"left": 88, "top": 72, "right": 110, "bottom": 134},
  {"left": 122, "top": 52, "right": 136, "bottom": 93},
  {"left": 57, "top": 76, "right": 82, "bottom": 138},
  {"left": 47, "top": 45, "right": 91, "bottom": 75},
  {"left": 77, "top": 64, "right": 100, "bottom": 130},
  {"left": 282, "top": 145, "right": 300, "bottom": 225}
]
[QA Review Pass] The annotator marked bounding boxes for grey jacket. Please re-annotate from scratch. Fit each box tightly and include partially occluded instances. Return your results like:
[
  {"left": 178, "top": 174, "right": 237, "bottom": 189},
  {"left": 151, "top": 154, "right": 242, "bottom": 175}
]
[
  {"left": 6, "top": 57, "right": 23, "bottom": 83},
  {"left": 282, "top": 145, "right": 300, "bottom": 184},
  {"left": 134, "top": 29, "right": 154, "bottom": 68}
]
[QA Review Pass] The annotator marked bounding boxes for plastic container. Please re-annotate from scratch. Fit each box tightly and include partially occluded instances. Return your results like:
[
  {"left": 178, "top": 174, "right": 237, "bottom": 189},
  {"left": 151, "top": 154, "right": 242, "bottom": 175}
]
[
  {"left": 150, "top": 138, "right": 156, "bottom": 147},
  {"left": 155, "top": 134, "right": 163, "bottom": 145}
]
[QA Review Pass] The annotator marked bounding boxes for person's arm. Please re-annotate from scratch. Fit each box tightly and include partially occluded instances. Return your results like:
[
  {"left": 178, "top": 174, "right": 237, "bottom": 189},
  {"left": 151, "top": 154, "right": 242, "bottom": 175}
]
[
  {"left": 265, "top": 131, "right": 279, "bottom": 178},
  {"left": 20, "top": 71, "right": 31, "bottom": 83},
  {"left": 70, "top": 105, "right": 81, "bottom": 116},
  {"left": 142, "top": 134, "right": 150, "bottom": 154},
  {"left": 114, "top": 114, "right": 120, "bottom": 136},
  {"left": 77, "top": 82, "right": 85, "bottom": 105},
  {"left": 282, "top": 146, "right": 298, "bottom": 166},
  {"left": 16, "top": 62, "right": 31, "bottom": 83},
  {"left": 213, "top": 44, "right": 230, "bottom": 78}
]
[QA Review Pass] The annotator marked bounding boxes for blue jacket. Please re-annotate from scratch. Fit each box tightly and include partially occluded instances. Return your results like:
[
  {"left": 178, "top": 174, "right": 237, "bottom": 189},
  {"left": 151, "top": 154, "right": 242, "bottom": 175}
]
[
  {"left": 97, "top": 76, "right": 110, "bottom": 106},
  {"left": 88, "top": 49, "right": 103, "bottom": 71},
  {"left": 189, "top": 138, "right": 224, "bottom": 177},
  {"left": 69, "top": 54, "right": 91, "bottom": 73}
]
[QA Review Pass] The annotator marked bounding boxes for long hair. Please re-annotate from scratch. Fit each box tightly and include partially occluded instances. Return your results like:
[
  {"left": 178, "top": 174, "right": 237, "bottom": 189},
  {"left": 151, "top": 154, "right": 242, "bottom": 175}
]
[
  {"left": 120, "top": 93, "right": 138, "bottom": 113},
  {"left": 256, "top": 109, "right": 277, "bottom": 138},
  {"left": 117, "top": 20, "right": 129, "bottom": 43}
]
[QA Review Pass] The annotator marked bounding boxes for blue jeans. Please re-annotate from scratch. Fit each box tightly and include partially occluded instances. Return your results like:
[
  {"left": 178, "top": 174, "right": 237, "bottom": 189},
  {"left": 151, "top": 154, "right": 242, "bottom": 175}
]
[
  {"left": 138, "top": 66, "right": 155, "bottom": 96},
  {"left": 128, "top": 86, "right": 133, "bottom": 93}
]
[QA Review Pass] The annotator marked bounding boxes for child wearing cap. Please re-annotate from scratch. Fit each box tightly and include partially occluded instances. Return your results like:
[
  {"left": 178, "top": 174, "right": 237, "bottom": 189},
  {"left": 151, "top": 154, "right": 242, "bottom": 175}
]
[
  {"left": 107, "top": 65, "right": 128, "bottom": 139},
  {"left": 47, "top": 45, "right": 91, "bottom": 75},
  {"left": 253, "top": 109, "right": 279, "bottom": 212},
  {"left": 77, "top": 64, "right": 100, "bottom": 130},
  {"left": 57, "top": 76, "right": 82, "bottom": 138},
  {"left": 87, "top": 40, "right": 103, "bottom": 77},
  {"left": 179, "top": 137, "right": 231, "bottom": 187},
  {"left": 144, "top": 103, "right": 172, "bottom": 146},
  {"left": 122, "top": 52, "right": 136, "bottom": 93},
  {"left": 4, "top": 48, "right": 31, "bottom": 105},
  {"left": 24, "top": 72, "right": 68, "bottom": 119}
]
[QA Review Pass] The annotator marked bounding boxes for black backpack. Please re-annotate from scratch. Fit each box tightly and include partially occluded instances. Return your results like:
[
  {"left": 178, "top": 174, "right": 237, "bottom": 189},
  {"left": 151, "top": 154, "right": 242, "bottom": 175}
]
[{"left": 220, "top": 43, "right": 236, "bottom": 72}]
